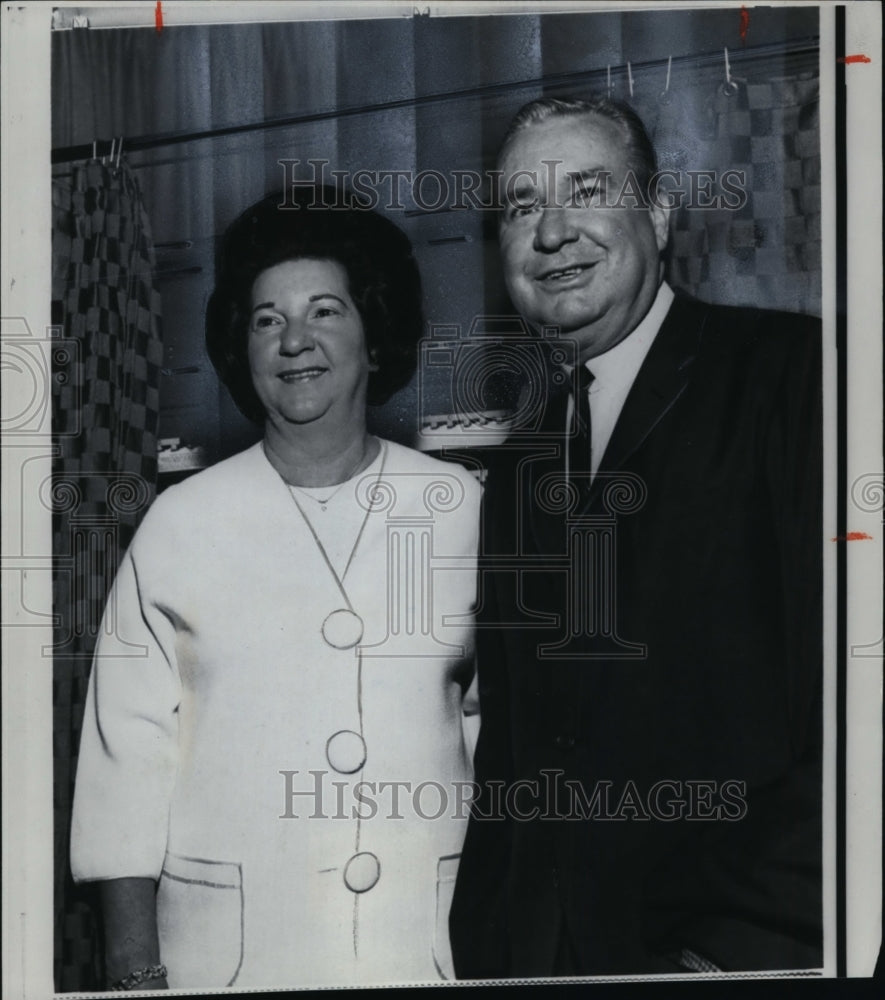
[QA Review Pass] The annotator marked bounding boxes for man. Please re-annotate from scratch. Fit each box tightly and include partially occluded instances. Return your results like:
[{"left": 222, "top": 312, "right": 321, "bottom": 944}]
[{"left": 450, "top": 97, "right": 822, "bottom": 977}]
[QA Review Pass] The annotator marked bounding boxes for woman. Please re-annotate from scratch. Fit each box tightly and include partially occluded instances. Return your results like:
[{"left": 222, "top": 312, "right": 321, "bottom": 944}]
[{"left": 70, "top": 188, "right": 481, "bottom": 990}]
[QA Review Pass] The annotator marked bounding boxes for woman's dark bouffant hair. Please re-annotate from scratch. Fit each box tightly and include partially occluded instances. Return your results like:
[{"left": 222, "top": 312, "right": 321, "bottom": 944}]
[{"left": 206, "top": 186, "right": 423, "bottom": 423}]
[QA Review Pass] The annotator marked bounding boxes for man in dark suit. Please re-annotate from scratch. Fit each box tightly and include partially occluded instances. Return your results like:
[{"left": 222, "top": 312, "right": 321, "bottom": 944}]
[{"left": 450, "top": 97, "right": 822, "bottom": 976}]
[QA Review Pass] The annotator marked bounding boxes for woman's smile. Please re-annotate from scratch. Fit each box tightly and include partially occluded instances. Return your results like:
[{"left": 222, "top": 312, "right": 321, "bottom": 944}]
[{"left": 277, "top": 365, "right": 329, "bottom": 382}]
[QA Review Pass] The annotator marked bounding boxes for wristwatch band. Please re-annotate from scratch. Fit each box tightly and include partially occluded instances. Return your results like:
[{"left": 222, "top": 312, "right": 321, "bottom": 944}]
[{"left": 110, "top": 963, "right": 168, "bottom": 990}]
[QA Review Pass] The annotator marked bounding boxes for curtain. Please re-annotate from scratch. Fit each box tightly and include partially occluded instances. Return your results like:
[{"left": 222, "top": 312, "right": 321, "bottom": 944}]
[
  {"left": 51, "top": 158, "right": 163, "bottom": 991},
  {"left": 648, "top": 73, "right": 820, "bottom": 316},
  {"left": 536, "top": 65, "right": 821, "bottom": 318}
]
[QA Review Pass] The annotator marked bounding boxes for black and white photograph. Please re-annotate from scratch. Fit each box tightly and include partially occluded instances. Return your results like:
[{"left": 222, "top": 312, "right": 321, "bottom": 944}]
[{"left": 1, "top": 1, "right": 882, "bottom": 996}]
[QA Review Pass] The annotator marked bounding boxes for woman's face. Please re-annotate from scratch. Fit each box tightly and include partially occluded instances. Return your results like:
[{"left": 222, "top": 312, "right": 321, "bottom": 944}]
[{"left": 248, "top": 258, "right": 371, "bottom": 431}]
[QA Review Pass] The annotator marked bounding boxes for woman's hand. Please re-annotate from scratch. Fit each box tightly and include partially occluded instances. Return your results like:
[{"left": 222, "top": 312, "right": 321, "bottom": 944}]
[{"left": 99, "top": 878, "right": 169, "bottom": 990}]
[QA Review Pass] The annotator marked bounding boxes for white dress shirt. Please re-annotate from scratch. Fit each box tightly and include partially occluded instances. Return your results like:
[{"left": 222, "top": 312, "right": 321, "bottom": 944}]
[{"left": 568, "top": 281, "right": 675, "bottom": 478}]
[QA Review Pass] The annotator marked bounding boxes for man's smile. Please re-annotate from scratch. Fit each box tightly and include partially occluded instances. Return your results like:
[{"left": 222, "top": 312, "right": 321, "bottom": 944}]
[{"left": 535, "top": 261, "right": 600, "bottom": 284}]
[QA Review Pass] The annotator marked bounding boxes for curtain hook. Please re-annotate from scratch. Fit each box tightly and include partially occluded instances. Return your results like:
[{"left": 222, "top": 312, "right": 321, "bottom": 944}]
[
  {"left": 659, "top": 54, "right": 672, "bottom": 102},
  {"left": 723, "top": 46, "right": 739, "bottom": 96},
  {"left": 108, "top": 137, "right": 116, "bottom": 167},
  {"left": 92, "top": 139, "right": 97, "bottom": 161},
  {"left": 627, "top": 60, "right": 634, "bottom": 99},
  {"left": 116, "top": 136, "right": 123, "bottom": 169}
]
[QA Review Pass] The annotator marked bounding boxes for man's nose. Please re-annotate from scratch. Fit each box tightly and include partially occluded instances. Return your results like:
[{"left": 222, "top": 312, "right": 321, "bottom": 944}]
[
  {"left": 532, "top": 206, "right": 579, "bottom": 252},
  {"left": 279, "top": 319, "right": 314, "bottom": 353}
]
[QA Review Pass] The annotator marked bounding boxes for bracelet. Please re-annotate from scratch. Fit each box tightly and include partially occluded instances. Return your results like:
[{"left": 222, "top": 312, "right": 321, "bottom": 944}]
[{"left": 109, "top": 964, "right": 168, "bottom": 991}]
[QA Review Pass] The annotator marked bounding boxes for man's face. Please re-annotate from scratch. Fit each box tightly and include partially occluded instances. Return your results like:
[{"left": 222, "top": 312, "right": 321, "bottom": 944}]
[{"left": 498, "top": 114, "right": 669, "bottom": 362}]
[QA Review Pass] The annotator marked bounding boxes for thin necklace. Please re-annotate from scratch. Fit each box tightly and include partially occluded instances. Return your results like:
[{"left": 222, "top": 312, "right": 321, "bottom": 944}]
[
  {"left": 286, "top": 441, "right": 387, "bottom": 649},
  {"left": 265, "top": 436, "right": 375, "bottom": 510},
  {"left": 289, "top": 479, "right": 348, "bottom": 511}
]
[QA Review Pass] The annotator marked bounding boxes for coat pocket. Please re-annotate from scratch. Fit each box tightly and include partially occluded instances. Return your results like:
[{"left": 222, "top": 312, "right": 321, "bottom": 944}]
[
  {"left": 432, "top": 854, "right": 461, "bottom": 980},
  {"left": 156, "top": 851, "right": 243, "bottom": 987}
]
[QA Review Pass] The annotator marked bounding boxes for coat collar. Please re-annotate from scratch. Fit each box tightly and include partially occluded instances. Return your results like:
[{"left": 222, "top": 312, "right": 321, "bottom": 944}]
[
  {"left": 584, "top": 292, "right": 705, "bottom": 509},
  {"left": 523, "top": 293, "right": 706, "bottom": 548}
]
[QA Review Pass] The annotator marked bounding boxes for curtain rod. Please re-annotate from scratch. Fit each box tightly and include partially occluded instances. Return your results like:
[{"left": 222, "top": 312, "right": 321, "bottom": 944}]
[{"left": 51, "top": 36, "right": 818, "bottom": 165}]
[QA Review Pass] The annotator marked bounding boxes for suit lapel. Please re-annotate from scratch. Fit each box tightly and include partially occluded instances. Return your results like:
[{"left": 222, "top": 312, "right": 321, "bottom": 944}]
[
  {"left": 524, "top": 375, "right": 573, "bottom": 556},
  {"left": 521, "top": 294, "right": 707, "bottom": 547},
  {"left": 585, "top": 294, "right": 706, "bottom": 511}
]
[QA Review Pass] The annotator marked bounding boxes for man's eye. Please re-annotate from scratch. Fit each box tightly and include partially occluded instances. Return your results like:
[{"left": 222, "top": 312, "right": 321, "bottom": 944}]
[{"left": 571, "top": 182, "right": 601, "bottom": 206}]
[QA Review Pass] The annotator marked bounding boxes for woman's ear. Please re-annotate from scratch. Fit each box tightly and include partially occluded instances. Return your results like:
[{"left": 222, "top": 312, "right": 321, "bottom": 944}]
[{"left": 368, "top": 348, "right": 380, "bottom": 373}]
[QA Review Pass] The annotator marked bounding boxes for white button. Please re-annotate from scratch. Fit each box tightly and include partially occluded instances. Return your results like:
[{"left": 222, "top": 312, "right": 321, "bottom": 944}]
[
  {"left": 322, "top": 609, "right": 364, "bottom": 649},
  {"left": 326, "top": 730, "right": 367, "bottom": 774},
  {"left": 343, "top": 852, "right": 380, "bottom": 893}
]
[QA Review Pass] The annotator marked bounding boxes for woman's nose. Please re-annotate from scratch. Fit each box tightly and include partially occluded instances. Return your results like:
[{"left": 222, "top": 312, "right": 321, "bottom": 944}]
[
  {"left": 533, "top": 206, "right": 579, "bottom": 252},
  {"left": 279, "top": 318, "right": 314, "bottom": 353}
]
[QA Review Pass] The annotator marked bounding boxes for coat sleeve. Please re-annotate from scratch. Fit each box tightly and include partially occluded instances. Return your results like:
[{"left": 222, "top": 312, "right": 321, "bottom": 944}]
[
  {"left": 450, "top": 465, "right": 515, "bottom": 978},
  {"left": 676, "top": 315, "right": 824, "bottom": 971},
  {"left": 454, "top": 469, "right": 483, "bottom": 762},
  {"left": 765, "top": 316, "right": 823, "bottom": 761},
  {"left": 70, "top": 524, "right": 181, "bottom": 883}
]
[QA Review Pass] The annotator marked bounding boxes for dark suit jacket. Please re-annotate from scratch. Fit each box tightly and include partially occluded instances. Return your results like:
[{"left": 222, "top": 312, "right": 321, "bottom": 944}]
[{"left": 450, "top": 292, "right": 823, "bottom": 977}]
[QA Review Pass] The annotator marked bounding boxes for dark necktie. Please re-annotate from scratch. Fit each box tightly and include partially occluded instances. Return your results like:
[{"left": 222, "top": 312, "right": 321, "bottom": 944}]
[{"left": 569, "top": 364, "right": 595, "bottom": 479}]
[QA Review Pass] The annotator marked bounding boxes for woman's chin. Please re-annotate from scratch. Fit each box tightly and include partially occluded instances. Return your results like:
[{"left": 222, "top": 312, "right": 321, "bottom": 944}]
[{"left": 266, "top": 400, "right": 332, "bottom": 428}]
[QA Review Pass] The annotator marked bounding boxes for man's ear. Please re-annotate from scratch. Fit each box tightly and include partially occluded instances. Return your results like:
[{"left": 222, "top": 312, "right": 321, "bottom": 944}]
[{"left": 650, "top": 200, "right": 671, "bottom": 253}]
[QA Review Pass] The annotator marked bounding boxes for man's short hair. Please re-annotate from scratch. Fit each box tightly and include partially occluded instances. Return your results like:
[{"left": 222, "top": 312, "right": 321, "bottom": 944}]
[{"left": 498, "top": 96, "right": 659, "bottom": 195}]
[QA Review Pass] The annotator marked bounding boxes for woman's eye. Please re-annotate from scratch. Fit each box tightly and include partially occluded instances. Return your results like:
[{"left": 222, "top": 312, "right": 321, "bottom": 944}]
[
  {"left": 508, "top": 201, "right": 538, "bottom": 220},
  {"left": 253, "top": 314, "right": 282, "bottom": 329},
  {"left": 312, "top": 306, "right": 339, "bottom": 319}
]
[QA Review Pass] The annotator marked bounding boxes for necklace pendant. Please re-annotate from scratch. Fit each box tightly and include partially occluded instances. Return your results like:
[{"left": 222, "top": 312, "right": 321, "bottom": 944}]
[{"left": 322, "top": 608, "right": 364, "bottom": 649}]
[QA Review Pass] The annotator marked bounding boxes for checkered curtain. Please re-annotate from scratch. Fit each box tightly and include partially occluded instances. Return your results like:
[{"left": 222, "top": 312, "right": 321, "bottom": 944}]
[
  {"left": 641, "top": 71, "right": 820, "bottom": 316},
  {"left": 51, "top": 158, "right": 163, "bottom": 991}
]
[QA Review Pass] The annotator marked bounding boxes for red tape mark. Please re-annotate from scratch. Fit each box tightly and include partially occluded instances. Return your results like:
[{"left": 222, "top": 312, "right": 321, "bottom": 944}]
[
  {"left": 831, "top": 532, "right": 874, "bottom": 542},
  {"left": 155, "top": 1, "right": 163, "bottom": 33},
  {"left": 739, "top": 6, "right": 750, "bottom": 43},
  {"left": 838, "top": 54, "right": 872, "bottom": 64}
]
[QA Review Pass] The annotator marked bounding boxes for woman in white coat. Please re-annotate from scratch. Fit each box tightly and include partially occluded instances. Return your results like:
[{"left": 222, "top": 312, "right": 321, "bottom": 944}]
[{"left": 70, "top": 189, "right": 481, "bottom": 990}]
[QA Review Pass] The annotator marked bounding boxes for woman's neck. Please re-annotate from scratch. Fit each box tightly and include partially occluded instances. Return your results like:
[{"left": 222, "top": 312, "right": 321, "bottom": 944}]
[{"left": 262, "top": 421, "right": 379, "bottom": 487}]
